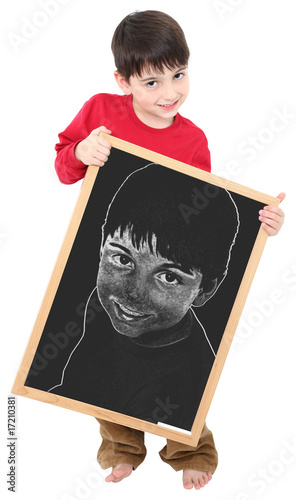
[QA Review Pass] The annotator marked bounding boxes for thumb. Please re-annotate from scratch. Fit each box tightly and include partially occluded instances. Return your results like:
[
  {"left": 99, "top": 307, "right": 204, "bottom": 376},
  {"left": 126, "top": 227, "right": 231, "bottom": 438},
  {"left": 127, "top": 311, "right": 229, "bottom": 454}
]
[
  {"left": 92, "top": 126, "right": 112, "bottom": 135},
  {"left": 276, "top": 192, "right": 286, "bottom": 203}
]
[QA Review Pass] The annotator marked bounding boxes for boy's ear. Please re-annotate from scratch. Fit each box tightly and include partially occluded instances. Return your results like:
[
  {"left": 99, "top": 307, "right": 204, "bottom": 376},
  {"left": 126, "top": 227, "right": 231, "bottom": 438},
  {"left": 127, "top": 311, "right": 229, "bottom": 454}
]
[
  {"left": 192, "top": 278, "right": 219, "bottom": 307},
  {"left": 114, "top": 71, "right": 132, "bottom": 95}
]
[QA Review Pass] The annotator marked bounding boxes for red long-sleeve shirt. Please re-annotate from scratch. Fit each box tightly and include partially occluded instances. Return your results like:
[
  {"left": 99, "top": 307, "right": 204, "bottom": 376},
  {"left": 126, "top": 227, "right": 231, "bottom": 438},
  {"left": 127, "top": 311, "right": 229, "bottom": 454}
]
[{"left": 55, "top": 93, "right": 211, "bottom": 184}]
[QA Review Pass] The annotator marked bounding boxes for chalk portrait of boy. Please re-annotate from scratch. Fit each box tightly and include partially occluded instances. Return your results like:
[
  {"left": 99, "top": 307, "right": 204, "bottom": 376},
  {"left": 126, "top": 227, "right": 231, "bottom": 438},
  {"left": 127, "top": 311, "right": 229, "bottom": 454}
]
[{"left": 49, "top": 163, "right": 239, "bottom": 431}]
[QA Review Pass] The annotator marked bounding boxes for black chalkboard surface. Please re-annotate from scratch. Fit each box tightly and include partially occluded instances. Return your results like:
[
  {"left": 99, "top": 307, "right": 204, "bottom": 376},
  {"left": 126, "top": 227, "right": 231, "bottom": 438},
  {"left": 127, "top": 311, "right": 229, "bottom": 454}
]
[{"left": 12, "top": 136, "right": 279, "bottom": 446}]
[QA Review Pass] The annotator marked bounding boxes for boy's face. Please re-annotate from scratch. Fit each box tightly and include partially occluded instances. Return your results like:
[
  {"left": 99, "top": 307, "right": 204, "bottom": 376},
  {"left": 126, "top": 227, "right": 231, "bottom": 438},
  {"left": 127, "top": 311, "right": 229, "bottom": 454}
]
[
  {"left": 97, "top": 229, "right": 203, "bottom": 338},
  {"left": 115, "top": 66, "right": 190, "bottom": 129}
]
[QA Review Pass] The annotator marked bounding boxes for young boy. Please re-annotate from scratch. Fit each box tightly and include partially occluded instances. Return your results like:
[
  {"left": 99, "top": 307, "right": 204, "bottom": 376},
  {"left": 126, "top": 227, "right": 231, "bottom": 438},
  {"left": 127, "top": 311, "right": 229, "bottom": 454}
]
[{"left": 54, "top": 10, "right": 285, "bottom": 490}]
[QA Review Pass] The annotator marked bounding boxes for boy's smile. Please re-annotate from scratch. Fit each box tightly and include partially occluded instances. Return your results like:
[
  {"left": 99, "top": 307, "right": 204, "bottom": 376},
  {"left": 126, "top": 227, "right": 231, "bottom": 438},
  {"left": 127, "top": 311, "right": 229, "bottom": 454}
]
[
  {"left": 96, "top": 229, "right": 203, "bottom": 338},
  {"left": 115, "top": 66, "right": 190, "bottom": 129},
  {"left": 112, "top": 299, "right": 153, "bottom": 322}
]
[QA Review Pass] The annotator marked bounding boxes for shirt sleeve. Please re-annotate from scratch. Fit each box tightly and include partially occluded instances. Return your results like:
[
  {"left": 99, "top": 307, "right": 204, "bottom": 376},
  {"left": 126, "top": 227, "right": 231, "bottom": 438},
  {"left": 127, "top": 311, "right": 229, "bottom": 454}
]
[
  {"left": 54, "top": 102, "right": 90, "bottom": 184},
  {"left": 192, "top": 132, "right": 211, "bottom": 173}
]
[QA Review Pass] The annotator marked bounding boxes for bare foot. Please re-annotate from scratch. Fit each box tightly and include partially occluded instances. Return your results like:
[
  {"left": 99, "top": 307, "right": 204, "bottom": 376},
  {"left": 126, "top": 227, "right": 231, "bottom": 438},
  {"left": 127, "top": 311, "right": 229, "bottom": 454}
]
[
  {"left": 105, "top": 463, "right": 133, "bottom": 483},
  {"left": 183, "top": 469, "right": 213, "bottom": 490}
]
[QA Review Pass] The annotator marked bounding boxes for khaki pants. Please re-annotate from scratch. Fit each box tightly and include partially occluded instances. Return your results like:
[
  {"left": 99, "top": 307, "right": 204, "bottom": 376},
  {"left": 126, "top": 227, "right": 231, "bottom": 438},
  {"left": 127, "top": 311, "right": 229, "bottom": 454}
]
[{"left": 96, "top": 419, "right": 218, "bottom": 473}]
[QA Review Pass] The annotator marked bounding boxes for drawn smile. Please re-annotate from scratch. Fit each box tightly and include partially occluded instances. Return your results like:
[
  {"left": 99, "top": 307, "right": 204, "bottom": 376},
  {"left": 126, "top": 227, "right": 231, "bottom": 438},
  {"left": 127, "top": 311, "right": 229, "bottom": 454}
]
[{"left": 113, "top": 300, "right": 152, "bottom": 322}]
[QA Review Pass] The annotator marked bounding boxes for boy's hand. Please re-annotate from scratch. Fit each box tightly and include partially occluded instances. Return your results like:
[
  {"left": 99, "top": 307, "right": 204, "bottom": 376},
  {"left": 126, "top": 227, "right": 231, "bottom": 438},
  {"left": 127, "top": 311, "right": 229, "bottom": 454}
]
[
  {"left": 75, "top": 126, "right": 112, "bottom": 167},
  {"left": 259, "top": 192, "right": 286, "bottom": 236}
]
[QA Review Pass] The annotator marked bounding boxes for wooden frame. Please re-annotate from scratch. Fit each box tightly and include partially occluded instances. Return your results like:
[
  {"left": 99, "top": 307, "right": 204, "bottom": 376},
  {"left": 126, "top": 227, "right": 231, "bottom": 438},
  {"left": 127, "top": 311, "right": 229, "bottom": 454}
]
[{"left": 12, "top": 135, "right": 279, "bottom": 446}]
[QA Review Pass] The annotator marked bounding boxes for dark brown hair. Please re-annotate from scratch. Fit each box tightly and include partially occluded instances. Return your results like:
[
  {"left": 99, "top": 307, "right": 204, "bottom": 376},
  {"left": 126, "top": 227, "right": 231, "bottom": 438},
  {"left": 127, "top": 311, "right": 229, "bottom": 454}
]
[
  {"left": 111, "top": 10, "right": 190, "bottom": 81},
  {"left": 102, "top": 164, "right": 239, "bottom": 285}
]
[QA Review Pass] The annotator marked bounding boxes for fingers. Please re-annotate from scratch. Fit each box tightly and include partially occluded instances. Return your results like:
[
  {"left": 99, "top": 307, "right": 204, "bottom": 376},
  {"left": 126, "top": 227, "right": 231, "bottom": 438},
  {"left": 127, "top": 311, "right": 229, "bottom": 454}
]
[
  {"left": 259, "top": 207, "right": 285, "bottom": 236},
  {"left": 92, "top": 126, "right": 112, "bottom": 145},
  {"left": 92, "top": 141, "right": 111, "bottom": 167},
  {"left": 260, "top": 207, "right": 284, "bottom": 220},
  {"left": 80, "top": 126, "right": 112, "bottom": 167},
  {"left": 258, "top": 192, "right": 286, "bottom": 236},
  {"left": 98, "top": 134, "right": 111, "bottom": 154},
  {"left": 92, "top": 152, "right": 110, "bottom": 167}
]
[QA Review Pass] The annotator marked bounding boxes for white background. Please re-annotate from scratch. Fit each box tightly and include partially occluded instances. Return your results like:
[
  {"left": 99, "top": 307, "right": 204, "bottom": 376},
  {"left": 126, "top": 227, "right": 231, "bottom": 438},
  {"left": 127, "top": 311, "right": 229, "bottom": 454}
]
[{"left": 1, "top": 0, "right": 296, "bottom": 499}]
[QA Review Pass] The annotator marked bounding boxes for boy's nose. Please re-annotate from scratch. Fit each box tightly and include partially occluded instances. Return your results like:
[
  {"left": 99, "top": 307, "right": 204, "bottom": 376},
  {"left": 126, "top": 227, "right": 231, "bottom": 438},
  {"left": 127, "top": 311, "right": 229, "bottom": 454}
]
[
  {"left": 123, "top": 277, "right": 149, "bottom": 305},
  {"left": 162, "top": 83, "right": 177, "bottom": 102}
]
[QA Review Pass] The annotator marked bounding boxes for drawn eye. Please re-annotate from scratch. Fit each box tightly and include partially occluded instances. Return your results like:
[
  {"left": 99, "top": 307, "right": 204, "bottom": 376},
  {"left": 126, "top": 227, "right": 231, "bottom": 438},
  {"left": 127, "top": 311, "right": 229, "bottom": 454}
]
[
  {"left": 157, "top": 272, "right": 181, "bottom": 286},
  {"left": 112, "top": 254, "right": 133, "bottom": 269}
]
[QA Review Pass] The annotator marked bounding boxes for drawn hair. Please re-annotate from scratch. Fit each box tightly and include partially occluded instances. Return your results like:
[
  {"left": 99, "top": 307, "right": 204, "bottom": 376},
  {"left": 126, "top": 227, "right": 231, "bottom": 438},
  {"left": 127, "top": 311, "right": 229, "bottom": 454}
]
[
  {"left": 101, "top": 164, "right": 240, "bottom": 285},
  {"left": 111, "top": 10, "right": 190, "bottom": 81}
]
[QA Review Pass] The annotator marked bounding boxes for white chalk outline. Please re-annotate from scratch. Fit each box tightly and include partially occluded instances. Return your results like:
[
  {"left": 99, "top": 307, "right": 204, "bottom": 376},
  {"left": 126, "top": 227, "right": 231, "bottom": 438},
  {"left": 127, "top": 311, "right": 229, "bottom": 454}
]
[
  {"left": 49, "top": 287, "right": 216, "bottom": 392},
  {"left": 49, "top": 165, "right": 241, "bottom": 391},
  {"left": 48, "top": 286, "right": 97, "bottom": 392}
]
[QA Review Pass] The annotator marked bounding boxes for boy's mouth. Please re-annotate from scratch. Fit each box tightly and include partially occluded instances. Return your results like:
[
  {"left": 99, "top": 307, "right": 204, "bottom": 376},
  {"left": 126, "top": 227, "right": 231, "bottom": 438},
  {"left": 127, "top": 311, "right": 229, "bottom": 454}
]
[
  {"left": 157, "top": 100, "right": 179, "bottom": 111},
  {"left": 113, "top": 300, "right": 152, "bottom": 322}
]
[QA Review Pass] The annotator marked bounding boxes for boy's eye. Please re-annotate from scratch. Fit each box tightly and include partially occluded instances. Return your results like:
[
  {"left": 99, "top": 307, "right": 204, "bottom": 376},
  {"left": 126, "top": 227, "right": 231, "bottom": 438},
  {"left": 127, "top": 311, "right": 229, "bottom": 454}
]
[
  {"left": 112, "top": 254, "right": 133, "bottom": 269},
  {"left": 157, "top": 271, "right": 181, "bottom": 286},
  {"left": 146, "top": 81, "right": 157, "bottom": 88},
  {"left": 174, "top": 72, "right": 184, "bottom": 80}
]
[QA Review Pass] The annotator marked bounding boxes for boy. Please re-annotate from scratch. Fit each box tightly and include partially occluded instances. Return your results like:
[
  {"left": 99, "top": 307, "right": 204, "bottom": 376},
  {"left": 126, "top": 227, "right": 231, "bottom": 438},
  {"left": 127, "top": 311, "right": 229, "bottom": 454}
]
[{"left": 54, "top": 10, "right": 285, "bottom": 490}]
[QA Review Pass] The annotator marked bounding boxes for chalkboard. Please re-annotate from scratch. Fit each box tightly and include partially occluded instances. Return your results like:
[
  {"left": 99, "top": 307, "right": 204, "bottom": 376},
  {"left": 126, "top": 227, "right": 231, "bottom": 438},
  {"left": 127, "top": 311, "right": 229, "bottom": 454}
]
[{"left": 12, "top": 135, "right": 280, "bottom": 446}]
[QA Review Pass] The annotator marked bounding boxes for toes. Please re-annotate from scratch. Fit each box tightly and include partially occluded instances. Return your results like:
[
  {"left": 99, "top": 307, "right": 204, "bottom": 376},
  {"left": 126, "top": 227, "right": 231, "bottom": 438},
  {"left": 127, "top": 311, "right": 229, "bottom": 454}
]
[
  {"left": 105, "top": 472, "right": 122, "bottom": 483},
  {"left": 183, "top": 470, "right": 213, "bottom": 490},
  {"left": 105, "top": 473, "right": 116, "bottom": 482},
  {"left": 105, "top": 465, "right": 132, "bottom": 483},
  {"left": 194, "top": 477, "right": 203, "bottom": 489},
  {"left": 183, "top": 472, "right": 193, "bottom": 489},
  {"left": 194, "top": 472, "right": 211, "bottom": 489},
  {"left": 113, "top": 469, "right": 125, "bottom": 478},
  {"left": 202, "top": 472, "right": 209, "bottom": 485}
]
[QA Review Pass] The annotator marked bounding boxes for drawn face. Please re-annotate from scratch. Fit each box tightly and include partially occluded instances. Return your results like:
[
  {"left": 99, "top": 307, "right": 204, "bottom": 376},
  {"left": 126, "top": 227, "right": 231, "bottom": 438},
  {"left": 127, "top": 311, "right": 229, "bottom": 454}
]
[{"left": 96, "top": 229, "right": 203, "bottom": 337}]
